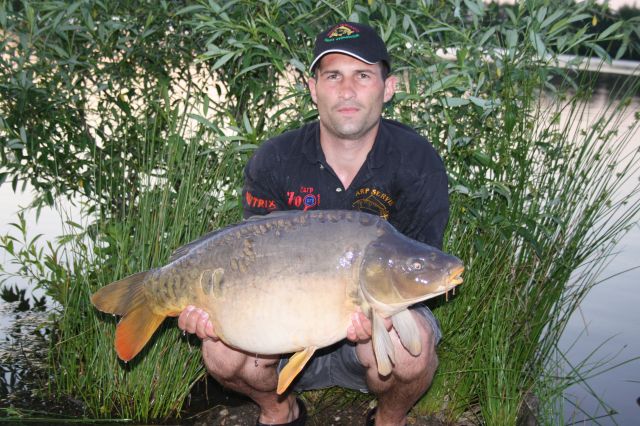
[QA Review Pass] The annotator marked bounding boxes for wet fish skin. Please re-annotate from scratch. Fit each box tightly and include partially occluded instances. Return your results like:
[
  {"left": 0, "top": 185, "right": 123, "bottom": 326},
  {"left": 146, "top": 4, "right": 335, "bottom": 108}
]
[{"left": 91, "top": 209, "right": 464, "bottom": 393}]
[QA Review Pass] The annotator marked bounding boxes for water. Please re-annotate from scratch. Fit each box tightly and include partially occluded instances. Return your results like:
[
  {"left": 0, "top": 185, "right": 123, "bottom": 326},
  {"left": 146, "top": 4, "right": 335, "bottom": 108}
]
[
  {"left": 1, "top": 86, "right": 639, "bottom": 423},
  {"left": 553, "top": 82, "right": 640, "bottom": 425},
  {"left": 0, "top": 187, "right": 64, "bottom": 405}
]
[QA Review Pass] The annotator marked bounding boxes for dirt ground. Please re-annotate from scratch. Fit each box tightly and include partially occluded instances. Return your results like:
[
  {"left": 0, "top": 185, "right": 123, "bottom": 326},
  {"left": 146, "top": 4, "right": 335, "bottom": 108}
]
[{"left": 187, "top": 399, "right": 453, "bottom": 426}]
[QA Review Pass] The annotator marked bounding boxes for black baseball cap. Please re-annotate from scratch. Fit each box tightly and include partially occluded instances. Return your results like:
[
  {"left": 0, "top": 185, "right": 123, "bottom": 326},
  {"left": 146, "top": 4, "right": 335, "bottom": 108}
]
[{"left": 310, "top": 22, "right": 391, "bottom": 73}]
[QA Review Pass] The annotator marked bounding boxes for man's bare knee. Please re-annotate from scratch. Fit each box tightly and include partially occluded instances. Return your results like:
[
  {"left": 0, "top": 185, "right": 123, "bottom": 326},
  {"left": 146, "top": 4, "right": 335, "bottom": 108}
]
[{"left": 201, "top": 339, "right": 248, "bottom": 379}]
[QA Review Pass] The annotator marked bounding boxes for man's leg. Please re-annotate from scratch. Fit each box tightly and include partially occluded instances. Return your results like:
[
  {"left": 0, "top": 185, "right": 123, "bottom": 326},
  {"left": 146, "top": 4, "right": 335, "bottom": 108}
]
[{"left": 355, "top": 311, "right": 439, "bottom": 426}]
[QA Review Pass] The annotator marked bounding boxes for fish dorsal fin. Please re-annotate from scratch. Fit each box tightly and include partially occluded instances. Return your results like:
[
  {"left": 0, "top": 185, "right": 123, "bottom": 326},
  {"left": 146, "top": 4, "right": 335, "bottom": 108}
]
[
  {"left": 276, "top": 346, "right": 317, "bottom": 394},
  {"left": 245, "top": 210, "right": 296, "bottom": 221},
  {"left": 170, "top": 212, "right": 296, "bottom": 262},
  {"left": 371, "top": 310, "right": 395, "bottom": 376},
  {"left": 168, "top": 228, "right": 227, "bottom": 262},
  {"left": 391, "top": 309, "right": 422, "bottom": 356}
]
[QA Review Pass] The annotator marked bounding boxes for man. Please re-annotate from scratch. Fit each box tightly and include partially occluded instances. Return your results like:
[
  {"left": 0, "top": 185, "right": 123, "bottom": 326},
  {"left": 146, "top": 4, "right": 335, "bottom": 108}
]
[{"left": 178, "top": 22, "right": 449, "bottom": 426}]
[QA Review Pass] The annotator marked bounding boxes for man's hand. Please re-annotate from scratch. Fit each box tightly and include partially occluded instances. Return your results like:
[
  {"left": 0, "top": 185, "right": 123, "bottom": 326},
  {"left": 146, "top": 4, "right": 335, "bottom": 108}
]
[
  {"left": 346, "top": 309, "right": 393, "bottom": 343},
  {"left": 178, "top": 305, "right": 218, "bottom": 340}
]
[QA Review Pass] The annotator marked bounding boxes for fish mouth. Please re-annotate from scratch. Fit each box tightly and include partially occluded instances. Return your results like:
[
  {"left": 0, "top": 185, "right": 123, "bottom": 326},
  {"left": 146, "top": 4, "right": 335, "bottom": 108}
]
[{"left": 448, "top": 265, "right": 465, "bottom": 286}]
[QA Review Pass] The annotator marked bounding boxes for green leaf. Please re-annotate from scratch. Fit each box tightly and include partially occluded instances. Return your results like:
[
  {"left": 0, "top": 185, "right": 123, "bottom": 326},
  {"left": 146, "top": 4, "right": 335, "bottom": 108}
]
[
  {"left": 490, "top": 181, "right": 512, "bottom": 205},
  {"left": 442, "top": 97, "right": 470, "bottom": 107},
  {"left": 57, "top": 234, "right": 77, "bottom": 245},
  {"left": 505, "top": 29, "right": 518, "bottom": 49},
  {"left": 540, "top": 9, "right": 565, "bottom": 29},
  {"left": 614, "top": 41, "right": 628, "bottom": 60},
  {"left": 65, "top": 220, "right": 84, "bottom": 229},
  {"left": 175, "top": 4, "right": 207, "bottom": 15},
  {"left": 585, "top": 42, "right": 611, "bottom": 64},
  {"left": 212, "top": 52, "right": 235, "bottom": 70},
  {"left": 290, "top": 58, "right": 306, "bottom": 73},
  {"left": 529, "top": 31, "right": 546, "bottom": 58},
  {"left": 233, "top": 144, "right": 258, "bottom": 153},
  {"left": 234, "top": 62, "right": 271, "bottom": 79},
  {"left": 535, "top": 6, "right": 547, "bottom": 24},
  {"left": 596, "top": 21, "right": 624, "bottom": 41},
  {"left": 242, "top": 113, "right": 253, "bottom": 134},
  {"left": 51, "top": 44, "right": 68, "bottom": 58},
  {"left": 188, "top": 114, "right": 218, "bottom": 131},
  {"left": 472, "top": 151, "right": 492, "bottom": 167},
  {"left": 463, "top": 0, "right": 483, "bottom": 17},
  {"left": 548, "top": 14, "right": 591, "bottom": 37},
  {"left": 451, "top": 184, "right": 470, "bottom": 195},
  {"left": 8, "top": 139, "right": 24, "bottom": 149},
  {"left": 479, "top": 27, "right": 496, "bottom": 46},
  {"left": 425, "top": 74, "right": 459, "bottom": 96}
]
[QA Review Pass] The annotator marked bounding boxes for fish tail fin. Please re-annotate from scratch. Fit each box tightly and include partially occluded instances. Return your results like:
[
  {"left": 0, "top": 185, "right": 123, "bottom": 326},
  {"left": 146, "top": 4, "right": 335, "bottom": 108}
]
[
  {"left": 91, "top": 271, "right": 149, "bottom": 315},
  {"left": 114, "top": 300, "right": 166, "bottom": 361},
  {"left": 91, "top": 271, "right": 166, "bottom": 361}
]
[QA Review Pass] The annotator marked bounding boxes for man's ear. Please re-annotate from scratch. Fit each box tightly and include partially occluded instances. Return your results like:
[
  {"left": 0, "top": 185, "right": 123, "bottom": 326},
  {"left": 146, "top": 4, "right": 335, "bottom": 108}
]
[
  {"left": 308, "top": 77, "right": 318, "bottom": 105},
  {"left": 383, "top": 75, "right": 397, "bottom": 103}
]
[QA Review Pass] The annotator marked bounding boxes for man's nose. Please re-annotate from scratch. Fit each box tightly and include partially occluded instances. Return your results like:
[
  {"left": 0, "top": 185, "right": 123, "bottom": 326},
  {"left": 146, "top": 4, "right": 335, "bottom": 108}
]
[{"left": 338, "top": 77, "right": 356, "bottom": 99}]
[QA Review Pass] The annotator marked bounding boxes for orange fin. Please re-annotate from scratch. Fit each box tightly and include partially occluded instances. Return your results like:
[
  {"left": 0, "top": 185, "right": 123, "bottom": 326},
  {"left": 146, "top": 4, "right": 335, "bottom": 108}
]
[
  {"left": 115, "top": 305, "right": 166, "bottom": 361},
  {"left": 91, "top": 271, "right": 149, "bottom": 315},
  {"left": 91, "top": 270, "right": 166, "bottom": 361},
  {"left": 277, "top": 347, "right": 317, "bottom": 394}
]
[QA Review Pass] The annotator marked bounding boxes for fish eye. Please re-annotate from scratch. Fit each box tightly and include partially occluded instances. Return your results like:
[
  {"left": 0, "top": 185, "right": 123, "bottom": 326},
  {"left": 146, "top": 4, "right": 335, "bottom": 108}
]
[{"left": 409, "top": 259, "right": 425, "bottom": 270}]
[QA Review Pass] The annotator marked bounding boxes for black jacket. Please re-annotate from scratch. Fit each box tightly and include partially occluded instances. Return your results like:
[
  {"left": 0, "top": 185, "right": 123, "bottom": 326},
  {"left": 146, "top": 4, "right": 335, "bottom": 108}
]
[{"left": 242, "top": 118, "right": 449, "bottom": 249}]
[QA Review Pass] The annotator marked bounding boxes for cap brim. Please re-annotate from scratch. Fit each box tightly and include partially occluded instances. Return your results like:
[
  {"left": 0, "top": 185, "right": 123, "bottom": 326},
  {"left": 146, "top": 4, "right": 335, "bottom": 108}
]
[{"left": 309, "top": 49, "right": 378, "bottom": 72}]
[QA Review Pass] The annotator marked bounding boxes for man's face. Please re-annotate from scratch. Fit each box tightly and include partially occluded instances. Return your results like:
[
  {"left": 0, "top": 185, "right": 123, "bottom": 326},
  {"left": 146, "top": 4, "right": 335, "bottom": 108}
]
[{"left": 308, "top": 53, "right": 396, "bottom": 141}]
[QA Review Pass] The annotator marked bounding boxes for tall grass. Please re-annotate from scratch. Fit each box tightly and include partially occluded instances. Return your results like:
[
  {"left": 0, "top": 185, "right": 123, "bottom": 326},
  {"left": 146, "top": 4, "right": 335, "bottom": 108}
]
[
  {"left": 34, "top": 91, "right": 250, "bottom": 419},
  {"left": 1, "top": 0, "right": 640, "bottom": 423}
]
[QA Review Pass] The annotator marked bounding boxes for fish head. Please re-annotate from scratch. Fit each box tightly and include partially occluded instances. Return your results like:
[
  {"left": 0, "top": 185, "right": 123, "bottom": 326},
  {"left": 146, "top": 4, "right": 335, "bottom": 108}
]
[{"left": 360, "top": 232, "right": 464, "bottom": 306}]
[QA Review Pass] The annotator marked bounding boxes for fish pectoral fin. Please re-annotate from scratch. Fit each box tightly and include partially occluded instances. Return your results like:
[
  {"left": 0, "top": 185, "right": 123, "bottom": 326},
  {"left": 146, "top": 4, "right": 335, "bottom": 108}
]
[
  {"left": 276, "top": 347, "right": 317, "bottom": 395},
  {"left": 372, "top": 312, "right": 395, "bottom": 376},
  {"left": 392, "top": 309, "right": 422, "bottom": 356}
]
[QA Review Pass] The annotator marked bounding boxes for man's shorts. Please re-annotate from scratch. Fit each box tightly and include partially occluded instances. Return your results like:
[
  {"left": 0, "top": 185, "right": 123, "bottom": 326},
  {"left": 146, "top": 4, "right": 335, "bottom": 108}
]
[{"left": 276, "top": 304, "right": 442, "bottom": 393}]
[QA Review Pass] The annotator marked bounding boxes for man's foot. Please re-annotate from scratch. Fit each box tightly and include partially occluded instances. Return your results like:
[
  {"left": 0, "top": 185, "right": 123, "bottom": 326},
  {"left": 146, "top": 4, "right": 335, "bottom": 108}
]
[{"left": 256, "top": 397, "right": 307, "bottom": 426}]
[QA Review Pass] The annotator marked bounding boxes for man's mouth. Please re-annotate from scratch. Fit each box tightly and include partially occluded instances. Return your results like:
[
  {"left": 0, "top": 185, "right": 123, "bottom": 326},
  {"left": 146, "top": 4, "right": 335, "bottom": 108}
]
[{"left": 336, "top": 104, "right": 360, "bottom": 114}]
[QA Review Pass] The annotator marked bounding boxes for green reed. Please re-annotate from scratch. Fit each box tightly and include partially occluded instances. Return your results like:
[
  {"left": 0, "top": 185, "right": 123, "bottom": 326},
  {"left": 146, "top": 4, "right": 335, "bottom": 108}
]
[{"left": 418, "top": 73, "right": 640, "bottom": 424}]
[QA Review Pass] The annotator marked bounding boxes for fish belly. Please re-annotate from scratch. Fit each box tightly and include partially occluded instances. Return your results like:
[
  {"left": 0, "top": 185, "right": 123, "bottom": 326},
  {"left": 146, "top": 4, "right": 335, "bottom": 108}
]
[{"left": 208, "top": 275, "right": 356, "bottom": 355}]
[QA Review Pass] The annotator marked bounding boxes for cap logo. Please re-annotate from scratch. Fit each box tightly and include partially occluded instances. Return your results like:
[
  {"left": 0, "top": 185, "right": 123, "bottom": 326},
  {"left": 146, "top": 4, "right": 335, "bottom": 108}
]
[{"left": 325, "top": 24, "right": 360, "bottom": 42}]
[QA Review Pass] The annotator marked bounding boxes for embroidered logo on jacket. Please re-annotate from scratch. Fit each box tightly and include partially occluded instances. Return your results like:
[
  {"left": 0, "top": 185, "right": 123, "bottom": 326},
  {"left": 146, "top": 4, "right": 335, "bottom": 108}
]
[
  {"left": 245, "top": 191, "right": 277, "bottom": 211},
  {"left": 287, "top": 186, "right": 320, "bottom": 211},
  {"left": 353, "top": 187, "right": 395, "bottom": 220}
]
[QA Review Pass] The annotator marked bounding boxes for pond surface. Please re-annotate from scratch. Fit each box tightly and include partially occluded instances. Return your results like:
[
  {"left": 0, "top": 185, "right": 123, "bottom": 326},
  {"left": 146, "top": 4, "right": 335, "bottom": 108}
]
[
  {"left": 1, "top": 81, "right": 639, "bottom": 423},
  {"left": 555, "top": 83, "right": 640, "bottom": 425}
]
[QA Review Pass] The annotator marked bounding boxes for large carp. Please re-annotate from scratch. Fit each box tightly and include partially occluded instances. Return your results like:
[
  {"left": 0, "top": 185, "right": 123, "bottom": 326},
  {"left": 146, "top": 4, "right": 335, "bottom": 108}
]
[{"left": 91, "top": 210, "right": 463, "bottom": 394}]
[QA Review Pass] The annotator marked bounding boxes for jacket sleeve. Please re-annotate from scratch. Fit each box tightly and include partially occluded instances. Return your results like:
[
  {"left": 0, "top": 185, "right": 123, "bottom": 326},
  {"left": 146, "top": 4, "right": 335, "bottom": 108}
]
[
  {"left": 241, "top": 146, "right": 286, "bottom": 219},
  {"left": 392, "top": 169, "right": 449, "bottom": 249}
]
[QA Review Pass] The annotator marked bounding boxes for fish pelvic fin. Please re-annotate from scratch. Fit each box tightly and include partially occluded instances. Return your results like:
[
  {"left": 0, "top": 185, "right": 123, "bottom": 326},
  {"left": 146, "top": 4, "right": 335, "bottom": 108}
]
[
  {"left": 277, "top": 347, "right": 317, "bottom": 395},
  {"left": 391, "top": 309, "right": 422, "bottom": 356},
  {"left": 372, "top": 311, "right": 395, "bottom": 376},
  {"left": 91, "top": 271, "right": 165, "bottom": 361}
]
